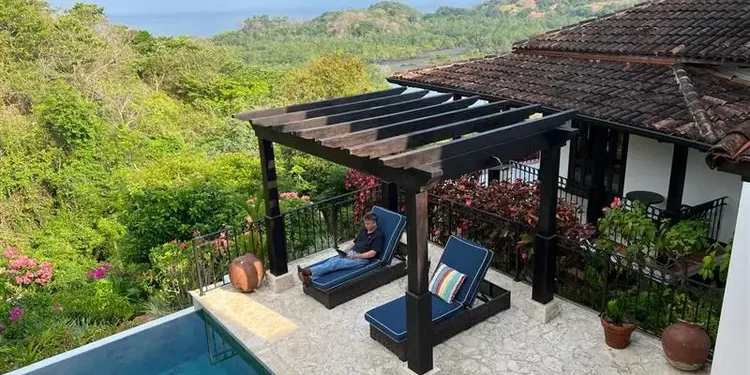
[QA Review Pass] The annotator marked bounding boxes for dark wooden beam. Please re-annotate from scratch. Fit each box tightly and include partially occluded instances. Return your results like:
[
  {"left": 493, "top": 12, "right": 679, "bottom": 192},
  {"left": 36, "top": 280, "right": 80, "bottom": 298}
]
[
  {"left": 294, "top": 96, "right": 478, "bottom": 139},
  {"left": 320, "top": 100, "right": 508, "bottom": 149},
  {"left": 381, "top": 110, "right": 578, "bottom": 169},
  {"left": 666, "top": 145, "right": 688, "bottom": 218},
  {"left": 586, "top": 126, "right": 609, "bottom": 224},
  {"left": 279, "top": 93, "right": 456, "bottom": 133},
  {"left": 404, "top": 188, "right": 432, "bottom": 374},
  {"left": 252, "top": 90, "right": 429, "bottom": 126},
  {"left": 258, "top": 139, "right": 288, "bottom": 276},
  {"left": 348, "top": 104, "right": 539, "bottom": 158},
  {"left": 424, "top": 128, "right": 577, "bottom": 182},
  {"left": 234, "top": 87, "right": 406, "bottom": 120},
  {"left": 380, "top": 181, "right": 399, "bottom": 212},
  {"left": 252, "top": 124, "right": 436, "bottom": 191},
  {"left": 532, "top": 146, "right": 561, "bottom": 304}
]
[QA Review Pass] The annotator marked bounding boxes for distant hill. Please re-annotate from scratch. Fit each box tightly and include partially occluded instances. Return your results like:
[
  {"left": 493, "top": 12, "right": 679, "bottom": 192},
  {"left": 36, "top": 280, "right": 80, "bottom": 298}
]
[{"left": 214, "top": 0, "right": 637, "bottom": 66}]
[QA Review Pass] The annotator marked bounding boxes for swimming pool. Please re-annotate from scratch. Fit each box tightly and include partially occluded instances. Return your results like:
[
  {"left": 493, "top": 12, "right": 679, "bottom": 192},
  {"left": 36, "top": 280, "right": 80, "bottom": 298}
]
[{"left": 9, "top": 308, "right": 273, "bottom": 375}]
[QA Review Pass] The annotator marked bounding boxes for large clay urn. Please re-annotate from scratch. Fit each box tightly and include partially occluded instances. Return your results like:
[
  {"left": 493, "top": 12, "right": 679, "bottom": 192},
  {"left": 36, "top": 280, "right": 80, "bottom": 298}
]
[
  {"left": 229, "top": 254, "right": 264, "bottom": 292},
  {"left": 661, "top": 320, "right": 711, "bottom": 371}
]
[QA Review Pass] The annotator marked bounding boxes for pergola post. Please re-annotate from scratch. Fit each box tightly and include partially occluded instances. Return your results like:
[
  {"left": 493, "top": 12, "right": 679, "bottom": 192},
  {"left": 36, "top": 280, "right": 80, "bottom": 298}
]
[
  {"left": 666, "top": 145, "right": 688, "bottom": 220},
  {"left": 532, "top": 147, "right": 561, "bottom": 304},
  {"left": 404, "top": 188, "right": 432, "bottom": 374},
  {"left": 258, "top": 138, "right": 289, "bottom": 276},
  {"left": 586, "top": 126, "right": 609, "bottom": 223},
  {"left": 380, "top": 181, "right": 399, "bottom": 212}
]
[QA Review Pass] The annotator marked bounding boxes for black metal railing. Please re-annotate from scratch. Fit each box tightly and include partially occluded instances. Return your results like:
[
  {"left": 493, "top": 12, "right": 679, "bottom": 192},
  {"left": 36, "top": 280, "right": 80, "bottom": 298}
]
[
  {"left": 557, "top": 237, "right": 724, "bottom": 348},
  {"left": 427, "top": 194, "right": 537, "bottom": 281},
  {"left": 192, "top": 220, "right": 268, "bottom": 295},
  {"left": 495, "top": 161, "right": 588, "bottom": 223},
  {"left": 283, "top": 185, "right": 382, "bottom": 261}
]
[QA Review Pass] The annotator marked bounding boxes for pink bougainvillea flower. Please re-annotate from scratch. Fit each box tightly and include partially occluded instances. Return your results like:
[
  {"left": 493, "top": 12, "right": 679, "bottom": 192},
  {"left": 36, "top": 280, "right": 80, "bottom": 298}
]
[
  {"left": 9, "top": 307, "right": 24, "bottom": 323},
  {"left": 87, "top": 263, "right": 111, "bottom": 280}
]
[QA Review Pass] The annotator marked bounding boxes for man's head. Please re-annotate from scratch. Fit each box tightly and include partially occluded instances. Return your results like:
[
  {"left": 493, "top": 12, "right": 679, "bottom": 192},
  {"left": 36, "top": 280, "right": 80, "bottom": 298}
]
[{"left": 363, "top": 212, "right": 378, "bottom": 233}]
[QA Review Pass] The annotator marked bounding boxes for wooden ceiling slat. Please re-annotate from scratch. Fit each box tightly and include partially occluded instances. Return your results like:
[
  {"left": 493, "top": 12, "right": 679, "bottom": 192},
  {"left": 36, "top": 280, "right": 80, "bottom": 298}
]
[
  {"left": 277, "top": 93, "right": 455, "bottom": 133},
  {"left": 380, "top": 110, "right": 578, "bottom": 169},
  {"left": 319, "top": 100, "right": 508, "bottom": 149},
  {"left": 252, "top": 90, "right": 428, "bottom": 126},
  {"left": 234, "top": 87, "right": 406, "bottom": 121},
  {"left": 295, "top": 96, "right": 478, "bottom": 140},
  {"left": 347, "top": 104, "right": 540, "bottom": 158}
]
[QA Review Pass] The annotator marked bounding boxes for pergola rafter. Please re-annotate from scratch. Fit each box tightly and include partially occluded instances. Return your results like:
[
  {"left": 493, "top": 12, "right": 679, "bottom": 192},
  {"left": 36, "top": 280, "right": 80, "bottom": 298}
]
[{"left": 236, "top": 88, "right": 578, "bottom": 375}]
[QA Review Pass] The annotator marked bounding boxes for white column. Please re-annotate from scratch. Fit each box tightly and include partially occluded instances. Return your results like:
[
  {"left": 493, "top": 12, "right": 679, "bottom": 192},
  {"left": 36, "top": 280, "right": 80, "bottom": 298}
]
[{"left": 711, "top": 181, "right": 750, "bottom": 375}]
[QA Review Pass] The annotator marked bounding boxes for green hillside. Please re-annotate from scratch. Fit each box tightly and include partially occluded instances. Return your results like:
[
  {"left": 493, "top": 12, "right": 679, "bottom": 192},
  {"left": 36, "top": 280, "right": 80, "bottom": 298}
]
[{"left": 213, "top": 0, "right": 635, "bottom": 66}]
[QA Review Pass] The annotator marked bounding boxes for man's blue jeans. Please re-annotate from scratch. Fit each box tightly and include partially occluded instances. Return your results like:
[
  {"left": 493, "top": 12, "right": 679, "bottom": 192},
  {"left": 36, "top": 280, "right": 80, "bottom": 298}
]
[{"left": 310, "top": 251, "right": 370, "bottom": 280}]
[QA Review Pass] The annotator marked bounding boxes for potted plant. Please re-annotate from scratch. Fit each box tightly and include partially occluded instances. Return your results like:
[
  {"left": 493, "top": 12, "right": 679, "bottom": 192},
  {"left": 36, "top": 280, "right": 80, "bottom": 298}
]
[
  {"left": 600, "top": 297, "right": 636, "bottom": 349},
  {"left": 655, "top": 219, "right": 710, "bottom": 269}
]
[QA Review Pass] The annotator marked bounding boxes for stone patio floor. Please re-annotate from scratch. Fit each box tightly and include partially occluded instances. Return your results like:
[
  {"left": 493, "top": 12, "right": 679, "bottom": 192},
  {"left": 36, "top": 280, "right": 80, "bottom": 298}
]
[{"left": 191, "top": 241, "right": 711, "bottom": 375}]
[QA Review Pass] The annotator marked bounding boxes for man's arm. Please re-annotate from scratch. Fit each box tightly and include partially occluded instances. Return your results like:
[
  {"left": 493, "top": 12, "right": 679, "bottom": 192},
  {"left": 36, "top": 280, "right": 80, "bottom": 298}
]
[{"left": 357, "top": 250, "right": 377, "bottom": 259}]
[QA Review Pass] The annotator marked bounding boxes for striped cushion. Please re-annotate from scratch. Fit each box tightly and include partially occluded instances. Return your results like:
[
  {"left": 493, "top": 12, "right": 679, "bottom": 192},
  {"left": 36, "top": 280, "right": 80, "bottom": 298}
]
[{"left": 428, "top": 263, "right": 466, "bottom": 304}]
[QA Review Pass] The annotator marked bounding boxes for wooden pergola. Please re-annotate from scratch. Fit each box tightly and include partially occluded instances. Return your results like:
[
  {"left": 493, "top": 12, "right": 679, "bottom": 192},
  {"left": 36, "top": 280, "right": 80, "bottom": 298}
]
[{"left": 236, "top": 88, "right": 578, "bottom": 374}]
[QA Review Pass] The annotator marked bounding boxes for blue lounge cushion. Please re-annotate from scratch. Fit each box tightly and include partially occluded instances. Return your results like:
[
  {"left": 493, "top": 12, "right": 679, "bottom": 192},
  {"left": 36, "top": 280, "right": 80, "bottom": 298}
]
[
  {"left": 364, "top": 295, "right": 463, "bottom": 342},
  {"left": 370, "top": 206, "right": 407, "bottom": 264},
  {"left": 439, "top": 236, "right": 493, "bottom": 307},
  {"left": 310, "top": 258, "right": 382, "bottom": 292}
]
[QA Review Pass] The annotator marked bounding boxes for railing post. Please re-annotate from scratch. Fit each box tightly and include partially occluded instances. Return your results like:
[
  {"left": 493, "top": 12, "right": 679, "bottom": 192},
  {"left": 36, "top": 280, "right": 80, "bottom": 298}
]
[
  {"left": 259, "top": 138, "right": 288, "bottom": 276},
  {"left": 532, "top": 147, "right": 561, "bottom": 304}
]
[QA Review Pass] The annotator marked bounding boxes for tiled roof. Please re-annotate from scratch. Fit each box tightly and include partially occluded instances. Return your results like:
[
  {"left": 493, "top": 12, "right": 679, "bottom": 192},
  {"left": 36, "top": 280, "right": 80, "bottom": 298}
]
[
  {"left": 391, "top": 53, "right": 750, "bottom": 149},
  {"left": 513, "top": 0, "right": 750, "bottom": 64}
]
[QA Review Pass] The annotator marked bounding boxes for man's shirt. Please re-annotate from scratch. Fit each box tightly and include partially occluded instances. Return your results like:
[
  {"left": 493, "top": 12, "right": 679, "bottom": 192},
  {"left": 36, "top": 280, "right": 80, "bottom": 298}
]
[{"left": 352, "top": 228, "right": 384, "bottom": 255}]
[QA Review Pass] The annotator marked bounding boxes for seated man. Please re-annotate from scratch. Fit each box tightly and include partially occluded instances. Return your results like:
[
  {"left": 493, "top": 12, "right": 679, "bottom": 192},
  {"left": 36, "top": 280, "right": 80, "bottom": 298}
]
[{"left": 297, "top": 212, "right": 384, "bottom": 287}]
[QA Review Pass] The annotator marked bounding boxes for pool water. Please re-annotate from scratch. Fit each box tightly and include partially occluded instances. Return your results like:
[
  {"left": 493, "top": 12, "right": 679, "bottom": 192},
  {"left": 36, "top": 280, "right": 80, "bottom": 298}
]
[{"left": 14, "top": 309, "right": 273, "bottom": 375}]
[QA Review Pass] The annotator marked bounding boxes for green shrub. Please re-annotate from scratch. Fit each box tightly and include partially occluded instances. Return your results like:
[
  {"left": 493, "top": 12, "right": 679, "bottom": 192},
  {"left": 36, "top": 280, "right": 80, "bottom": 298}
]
[
  {"left": 149, "top": 242, "right": 194, "bottom": 308},
  {"left": 34, "top": 80, "right": 102, "bottom": 150},
  {"left": 54, "top": 280, "right": 134, "bottom": 323}
]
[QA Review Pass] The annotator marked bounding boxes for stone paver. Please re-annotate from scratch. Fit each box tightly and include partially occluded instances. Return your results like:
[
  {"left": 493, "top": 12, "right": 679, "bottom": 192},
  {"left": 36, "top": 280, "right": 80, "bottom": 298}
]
[{"left": 191, "top": 242, "right": 711, "bottom": 375}]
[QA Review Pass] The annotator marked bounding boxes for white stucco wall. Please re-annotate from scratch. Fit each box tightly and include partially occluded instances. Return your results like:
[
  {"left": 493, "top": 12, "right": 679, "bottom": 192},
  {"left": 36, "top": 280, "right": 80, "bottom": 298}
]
[
  {"left": 710, "top": 182, "right": 750, "bottom": 375},
  {"left": 623, "top": 135, "right": 673, "bottom": 201},
  {"left": 622, "top": 135, "right": 742, "bottom": 242},
  {"left": 559, "top": 140, "right": 570, "bottom": 180}
]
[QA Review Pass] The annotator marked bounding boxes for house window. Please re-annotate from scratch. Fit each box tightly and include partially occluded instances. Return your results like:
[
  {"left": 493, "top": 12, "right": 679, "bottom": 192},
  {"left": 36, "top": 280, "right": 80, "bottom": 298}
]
[{"left": 567, "top": 122, "right": 629, "bottom": 198}]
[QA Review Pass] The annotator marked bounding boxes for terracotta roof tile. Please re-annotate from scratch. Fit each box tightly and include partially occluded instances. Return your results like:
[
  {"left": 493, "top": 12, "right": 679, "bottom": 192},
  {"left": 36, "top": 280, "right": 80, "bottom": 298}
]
[
  {"left": 514, "top": 0, "right": 750, "bottom": 63},
  {"left": 391, "top": 54, "right": 750, "bottom": 149}
]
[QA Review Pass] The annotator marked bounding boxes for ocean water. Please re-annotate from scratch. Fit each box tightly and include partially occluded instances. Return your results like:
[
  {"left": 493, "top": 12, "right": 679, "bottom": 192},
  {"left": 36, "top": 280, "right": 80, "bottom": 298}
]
[{"left": 48, "top": 0, "right": 484, "bottom": 36}]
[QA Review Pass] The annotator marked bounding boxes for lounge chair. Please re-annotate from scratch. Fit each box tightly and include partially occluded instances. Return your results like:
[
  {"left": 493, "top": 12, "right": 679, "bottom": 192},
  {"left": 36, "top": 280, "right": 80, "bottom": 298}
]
[
  {"left": 303, "top": 206, "right": 407, "bottom": 309},
  {"left": 364, "top": 236, "right": 511, "bottom": 361}
]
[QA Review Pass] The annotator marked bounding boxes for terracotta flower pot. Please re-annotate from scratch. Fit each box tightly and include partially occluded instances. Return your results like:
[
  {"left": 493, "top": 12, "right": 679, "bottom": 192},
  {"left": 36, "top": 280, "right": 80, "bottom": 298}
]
[
  {"left": 662, "top": 320, "right": 710, "bottom": 371},
  {"left": 229, "top": 254, "right": 264, "bottom": 292},
  {"left": 601, "top": 316, "right": 636, "bottom": 349}
]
